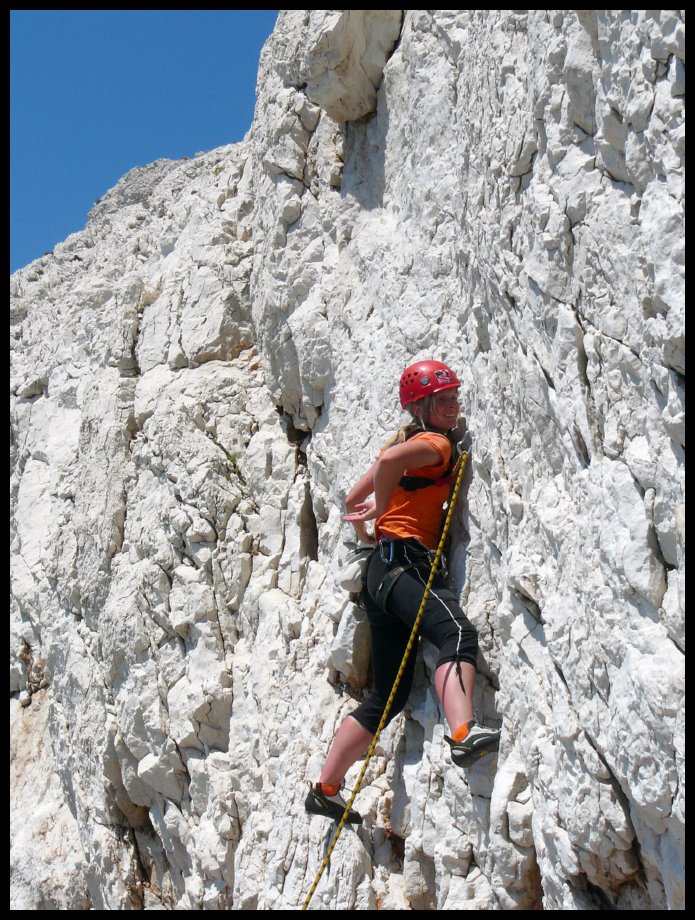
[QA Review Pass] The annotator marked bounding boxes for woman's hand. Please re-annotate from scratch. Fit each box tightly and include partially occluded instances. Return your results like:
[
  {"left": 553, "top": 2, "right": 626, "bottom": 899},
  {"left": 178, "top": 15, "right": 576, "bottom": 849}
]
[
  {"left": 342, "top": 499, "right": 377, "bottom": 523},
  {"left": 343, "top": 465, "right": 378, "bottom": 544},
  {"left": 343, "top": 501, "right": 376, "bottom": 544}
]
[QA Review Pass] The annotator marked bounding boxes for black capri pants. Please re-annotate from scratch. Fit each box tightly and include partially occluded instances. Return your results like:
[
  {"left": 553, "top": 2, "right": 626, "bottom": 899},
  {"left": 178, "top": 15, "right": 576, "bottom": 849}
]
[{"left": 351, "top": 539, "right": 478, "bottom": 735}]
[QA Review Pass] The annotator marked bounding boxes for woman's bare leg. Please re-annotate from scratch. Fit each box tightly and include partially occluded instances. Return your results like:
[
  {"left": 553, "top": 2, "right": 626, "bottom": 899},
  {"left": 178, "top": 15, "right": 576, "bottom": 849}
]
[
  {"left": 434, "top": 661, "right": 476, "bottom": 731},
  {"left": 318, "top": 716, "right": 374, "bottom": 787}
]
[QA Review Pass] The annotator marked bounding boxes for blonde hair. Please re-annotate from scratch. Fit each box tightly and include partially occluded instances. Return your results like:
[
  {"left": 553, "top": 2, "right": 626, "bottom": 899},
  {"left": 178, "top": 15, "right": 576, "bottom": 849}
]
[{"left": 381, "top": 396, "right": 435, "bottom": 449}]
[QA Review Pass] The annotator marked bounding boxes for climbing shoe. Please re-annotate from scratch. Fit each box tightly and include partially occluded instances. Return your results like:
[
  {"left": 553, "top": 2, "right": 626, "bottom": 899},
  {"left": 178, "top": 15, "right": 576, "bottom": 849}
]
[
  {"left": 305, "top": 783, "right": 363, "bottom": 825},
  {"left": 445, "top": 720, "right": 501, "bottom": 768}
]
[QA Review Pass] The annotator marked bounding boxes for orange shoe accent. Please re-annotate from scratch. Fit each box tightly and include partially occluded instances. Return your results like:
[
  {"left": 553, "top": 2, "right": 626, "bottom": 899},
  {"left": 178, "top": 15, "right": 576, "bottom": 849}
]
[
  {"left": 318, "top": 782, "right": 341, "bottom": 797},
  {"left": 451, "top": 722, "right": 471, "bottom": 743}
]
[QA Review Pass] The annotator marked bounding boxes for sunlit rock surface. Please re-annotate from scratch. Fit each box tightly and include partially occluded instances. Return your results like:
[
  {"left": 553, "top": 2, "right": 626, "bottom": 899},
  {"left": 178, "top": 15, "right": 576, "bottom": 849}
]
[{"left": 11, "top": 9, "right": 683, "bottom": 910}]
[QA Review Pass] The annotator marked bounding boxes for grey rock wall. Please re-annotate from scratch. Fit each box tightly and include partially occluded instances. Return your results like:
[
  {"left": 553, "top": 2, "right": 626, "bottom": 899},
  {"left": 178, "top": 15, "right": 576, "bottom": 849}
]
[{"left": 10, "top": 9, "right": 684, "bottom": 911}]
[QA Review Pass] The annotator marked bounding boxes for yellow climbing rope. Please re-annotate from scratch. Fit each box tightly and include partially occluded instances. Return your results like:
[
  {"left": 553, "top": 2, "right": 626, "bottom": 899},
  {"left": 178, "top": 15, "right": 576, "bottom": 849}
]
[{"left": 301, "top": 449, "right": 470, "bottom": 910}]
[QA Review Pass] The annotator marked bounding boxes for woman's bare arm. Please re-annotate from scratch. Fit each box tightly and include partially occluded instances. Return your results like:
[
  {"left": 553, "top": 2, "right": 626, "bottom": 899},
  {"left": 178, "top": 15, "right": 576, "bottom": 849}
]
[
  {"left": 342, "top": 439, "right": 444, "bottom": 536},
  {"left": 344, "top": 462, "right": 378, "bottom": 543},
  {"left": 373, "top": 440, "right": 442, "bottom": 515}
]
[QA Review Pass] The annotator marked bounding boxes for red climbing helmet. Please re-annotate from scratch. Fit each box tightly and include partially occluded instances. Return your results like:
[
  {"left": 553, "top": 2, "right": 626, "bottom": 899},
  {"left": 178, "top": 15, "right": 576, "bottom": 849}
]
[{"left": 399, "top": 360, "right": 461, "bottom": 408}]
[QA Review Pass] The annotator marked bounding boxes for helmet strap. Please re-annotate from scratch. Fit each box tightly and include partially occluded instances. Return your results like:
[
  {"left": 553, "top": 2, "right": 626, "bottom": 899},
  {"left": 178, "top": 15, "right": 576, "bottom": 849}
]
[{"left": 408, "top": 396, "right": 452, "bottom": 434}]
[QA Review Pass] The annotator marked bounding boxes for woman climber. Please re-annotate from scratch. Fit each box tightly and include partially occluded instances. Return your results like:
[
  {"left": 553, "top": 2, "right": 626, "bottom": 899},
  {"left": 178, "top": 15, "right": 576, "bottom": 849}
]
[{"left": 305, "top": 360, "right": 501, "bottom": 825}]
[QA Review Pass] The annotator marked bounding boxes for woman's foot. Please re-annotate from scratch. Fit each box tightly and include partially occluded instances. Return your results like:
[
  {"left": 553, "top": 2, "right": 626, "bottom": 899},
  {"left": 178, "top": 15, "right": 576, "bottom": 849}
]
[
  {"left": 304, "top": 782, "right": 363, "bottom": 824},
  {"left": 445, "top": 720, "right": 501, "bottom": 767}
]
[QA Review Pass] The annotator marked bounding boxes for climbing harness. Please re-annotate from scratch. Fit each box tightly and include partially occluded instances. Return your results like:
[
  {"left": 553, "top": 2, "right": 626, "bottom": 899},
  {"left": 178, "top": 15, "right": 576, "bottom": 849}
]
[
  {"left": 301, "top": 448, "right": 470, "bottom": 910},
  {"left": 371, "top": 538, "right": 445, "bottom": 610}
]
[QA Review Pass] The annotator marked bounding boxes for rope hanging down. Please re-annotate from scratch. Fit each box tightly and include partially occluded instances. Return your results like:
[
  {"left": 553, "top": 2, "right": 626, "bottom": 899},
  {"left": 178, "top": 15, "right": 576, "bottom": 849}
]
[{"left": 301, "top": 449, "right": 470, "bottom": 910}]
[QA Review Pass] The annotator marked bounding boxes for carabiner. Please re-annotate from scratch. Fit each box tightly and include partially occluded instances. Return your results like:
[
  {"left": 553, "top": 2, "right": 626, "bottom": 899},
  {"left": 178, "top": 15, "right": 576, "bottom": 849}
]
[{"left": 380, "top": 540, "right": 395, "bottom": 564}]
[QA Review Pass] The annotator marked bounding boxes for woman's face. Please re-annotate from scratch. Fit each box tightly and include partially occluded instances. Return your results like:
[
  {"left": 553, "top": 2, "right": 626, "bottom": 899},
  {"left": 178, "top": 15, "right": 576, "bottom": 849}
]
[{"left": 427, "top": 388, "right": 461, "bottom": 431}]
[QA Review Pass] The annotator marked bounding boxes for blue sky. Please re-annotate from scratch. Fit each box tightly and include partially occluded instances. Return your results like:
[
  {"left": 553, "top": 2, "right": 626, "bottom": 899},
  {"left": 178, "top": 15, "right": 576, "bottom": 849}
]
[{"left": 10, "top": 10, "right": 279, "bottom": 274}]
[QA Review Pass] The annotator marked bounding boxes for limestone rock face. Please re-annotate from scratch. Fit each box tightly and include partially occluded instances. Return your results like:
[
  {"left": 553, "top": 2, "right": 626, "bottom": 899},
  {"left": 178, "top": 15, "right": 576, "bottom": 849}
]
[{"left": 11, "top": 9, "right": 684, "bottom": 911}]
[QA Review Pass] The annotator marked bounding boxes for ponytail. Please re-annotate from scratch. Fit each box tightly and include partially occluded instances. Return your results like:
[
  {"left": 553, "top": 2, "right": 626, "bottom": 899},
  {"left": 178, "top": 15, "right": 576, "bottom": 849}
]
[{"left": 381, "top": 396, "right": 456, "bottom": 452}]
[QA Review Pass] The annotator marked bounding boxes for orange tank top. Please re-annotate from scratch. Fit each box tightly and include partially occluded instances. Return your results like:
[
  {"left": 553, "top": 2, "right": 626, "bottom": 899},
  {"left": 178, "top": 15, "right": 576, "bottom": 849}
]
[{"left": 375, "top": 431, "right": 453, "bottom": 550}]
